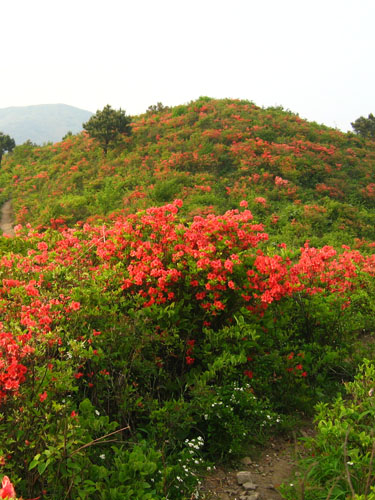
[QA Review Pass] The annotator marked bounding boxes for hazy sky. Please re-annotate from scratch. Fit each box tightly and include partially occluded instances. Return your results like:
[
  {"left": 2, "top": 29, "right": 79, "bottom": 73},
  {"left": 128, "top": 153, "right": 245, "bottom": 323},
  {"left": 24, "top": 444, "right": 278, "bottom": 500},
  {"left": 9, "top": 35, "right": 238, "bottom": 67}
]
[{"left": 2, "top": 0, "right": 374, "bottom": 131}]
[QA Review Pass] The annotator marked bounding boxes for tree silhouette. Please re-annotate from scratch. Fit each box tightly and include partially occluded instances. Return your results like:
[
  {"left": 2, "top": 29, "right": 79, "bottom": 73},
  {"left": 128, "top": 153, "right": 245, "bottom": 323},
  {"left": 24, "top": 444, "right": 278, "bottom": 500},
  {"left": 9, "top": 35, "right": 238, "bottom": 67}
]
[
  {"left": 0, "top": 132, "right": 15, "bottom": 166},
  {"left": 83, "top": 105, "right": 132, "bottom": 155},
  {"left": 351, "top": 113, "right": 375, "bottom": 139}
]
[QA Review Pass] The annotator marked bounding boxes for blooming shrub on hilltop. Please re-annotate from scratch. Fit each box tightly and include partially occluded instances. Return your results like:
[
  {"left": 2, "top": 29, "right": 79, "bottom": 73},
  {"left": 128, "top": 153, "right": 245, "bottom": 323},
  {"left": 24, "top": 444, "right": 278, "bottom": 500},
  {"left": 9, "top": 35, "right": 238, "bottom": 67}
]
[{"left": 2, "top": 97, "right": 375, "bottom": 250}]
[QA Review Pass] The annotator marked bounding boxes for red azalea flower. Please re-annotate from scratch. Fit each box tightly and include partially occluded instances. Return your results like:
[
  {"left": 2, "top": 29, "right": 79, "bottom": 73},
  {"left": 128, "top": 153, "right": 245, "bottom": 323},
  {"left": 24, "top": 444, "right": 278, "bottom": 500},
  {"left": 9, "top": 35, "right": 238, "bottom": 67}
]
[
  {"left": 0, "top": 476, "right": 16, "bottom": 498},
  {"left": 70, "top": 301, "right": 81, "bottom": 311},
  {"left": 39, "top": 391, "right": 47, "bottom": 402}
]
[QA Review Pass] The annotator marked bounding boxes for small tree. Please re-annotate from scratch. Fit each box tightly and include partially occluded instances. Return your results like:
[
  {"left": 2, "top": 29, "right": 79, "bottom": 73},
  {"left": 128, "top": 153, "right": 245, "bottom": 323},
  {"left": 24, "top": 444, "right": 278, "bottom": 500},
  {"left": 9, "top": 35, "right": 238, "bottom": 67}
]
[
  {"left": 62, "top": 130, "right": 73, "bottom": 141},
  {"left": 0, "top": 132, "right": 15, "bottom": 166},
  {"left": 351, "top": 113, "right": 375, "bottom": 139},
  {"left": 83, "top": 105, "right": 132, "bottom": 155},
  {"left": 146, "top": 102, "right": 169, "bottom": 114}
]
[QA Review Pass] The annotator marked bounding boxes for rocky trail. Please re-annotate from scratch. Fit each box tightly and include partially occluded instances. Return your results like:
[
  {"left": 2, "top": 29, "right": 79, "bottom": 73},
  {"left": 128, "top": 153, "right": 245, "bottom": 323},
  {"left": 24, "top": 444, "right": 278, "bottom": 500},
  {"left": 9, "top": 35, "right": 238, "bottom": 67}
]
[
  {"left": 0, "top": 200, "right": 15, "bottom": 236},
  {"left": 200, "top": 425, "right": 315, "bottom": 500}
]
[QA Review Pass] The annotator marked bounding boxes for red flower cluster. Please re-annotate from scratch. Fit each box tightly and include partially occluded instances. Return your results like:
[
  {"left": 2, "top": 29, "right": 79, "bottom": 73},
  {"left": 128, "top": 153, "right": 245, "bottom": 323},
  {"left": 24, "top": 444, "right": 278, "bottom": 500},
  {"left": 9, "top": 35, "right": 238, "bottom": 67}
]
[
  {"left": 0, "top": 476, "right": 15, "bottom": 499},
  {"left": 186, "top": 339, "right": 195, "bottom": 365},
  {"left": 0, "top": 200, "right": 375, "bottom": 400}
]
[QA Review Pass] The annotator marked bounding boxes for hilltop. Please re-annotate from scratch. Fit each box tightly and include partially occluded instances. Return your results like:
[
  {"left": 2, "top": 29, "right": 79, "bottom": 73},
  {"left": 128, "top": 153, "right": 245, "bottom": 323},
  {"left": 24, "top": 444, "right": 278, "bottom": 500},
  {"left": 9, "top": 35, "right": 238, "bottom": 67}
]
[
  {"left": 1, "top": 96, "right": 375, "bottom": 249},
  {"left": 0, "top": 103, "right": 93, "bottom": 145}
]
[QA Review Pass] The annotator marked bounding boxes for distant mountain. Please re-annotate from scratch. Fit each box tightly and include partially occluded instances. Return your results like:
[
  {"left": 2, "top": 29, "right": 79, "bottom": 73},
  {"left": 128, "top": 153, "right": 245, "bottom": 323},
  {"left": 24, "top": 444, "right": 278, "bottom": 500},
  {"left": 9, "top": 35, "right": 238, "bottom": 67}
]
[{"left": 0, "top": 104, "right": 93, "bottom": 145}]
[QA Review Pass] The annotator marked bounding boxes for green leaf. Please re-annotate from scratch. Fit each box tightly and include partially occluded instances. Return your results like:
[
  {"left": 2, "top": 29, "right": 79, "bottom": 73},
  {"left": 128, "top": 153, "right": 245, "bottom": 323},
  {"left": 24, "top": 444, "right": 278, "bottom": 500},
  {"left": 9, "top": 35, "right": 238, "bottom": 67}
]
[
  {"left": 29, "top": 459, "right": 39, "bottom": 470},
  {"left": 38, "top": 461, "right": 48, "bottom": 474}
]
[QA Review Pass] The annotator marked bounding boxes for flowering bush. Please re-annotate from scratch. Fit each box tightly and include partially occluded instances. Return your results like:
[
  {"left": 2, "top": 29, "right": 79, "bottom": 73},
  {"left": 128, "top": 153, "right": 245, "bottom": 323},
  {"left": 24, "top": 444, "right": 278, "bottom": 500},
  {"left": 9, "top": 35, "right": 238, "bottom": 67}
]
[
  {"left": 0, "top": 200, "right": 374, "bottom": 498},
  {"left": 2, "top": 96, "right": 375, "bottom": 499}
]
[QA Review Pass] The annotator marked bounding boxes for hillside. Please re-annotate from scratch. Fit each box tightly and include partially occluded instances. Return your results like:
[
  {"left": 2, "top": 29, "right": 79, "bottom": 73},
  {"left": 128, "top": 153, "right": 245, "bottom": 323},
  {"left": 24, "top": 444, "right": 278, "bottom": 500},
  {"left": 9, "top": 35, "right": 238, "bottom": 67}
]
[
  {"left": 0, "top": 103, "right": 93, "bottom": 145},
  {"left": 1, "top": 98, "right": 375, "bottom": 499},
  {"left": 1, "top": 97, "right": 375, "bottom": 248}
]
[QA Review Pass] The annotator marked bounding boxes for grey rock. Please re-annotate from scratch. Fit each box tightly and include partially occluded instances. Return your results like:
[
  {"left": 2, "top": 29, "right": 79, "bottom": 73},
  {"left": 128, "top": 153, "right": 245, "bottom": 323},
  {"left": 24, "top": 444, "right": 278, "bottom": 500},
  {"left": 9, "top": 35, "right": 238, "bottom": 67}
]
[
  {"left": 241, "top": 494, "right": 260, "bottom": 500},
  {"left": 247, "top": 494, "right": 261, "bottom": 500},
  {"left": 237, "top": 471, "right": 253, "bottom": 484},
  {"left": 241, "top": 456, "right": 253, "bottom": 465},
  {"left": 242, "top": 481, "right": 257, "bottom": 490}
]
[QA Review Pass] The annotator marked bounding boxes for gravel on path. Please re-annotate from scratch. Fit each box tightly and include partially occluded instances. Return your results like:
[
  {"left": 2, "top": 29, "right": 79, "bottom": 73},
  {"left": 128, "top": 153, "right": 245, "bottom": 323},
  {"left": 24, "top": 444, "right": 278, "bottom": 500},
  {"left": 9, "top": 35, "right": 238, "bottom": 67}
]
[{"left": 0, "top": 200, "right": 15, "bottom": 236}]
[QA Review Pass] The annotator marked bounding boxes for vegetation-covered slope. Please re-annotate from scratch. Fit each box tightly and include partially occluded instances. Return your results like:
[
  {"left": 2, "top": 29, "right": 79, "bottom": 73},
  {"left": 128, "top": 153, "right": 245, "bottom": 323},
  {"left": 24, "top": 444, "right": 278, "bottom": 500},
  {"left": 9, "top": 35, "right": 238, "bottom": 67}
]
[
  {"left": 2, "top": 97, "right": 375, "bottom": 248},
  {"left": 1, "top": 98, "right": 375, "bottom": 499}
]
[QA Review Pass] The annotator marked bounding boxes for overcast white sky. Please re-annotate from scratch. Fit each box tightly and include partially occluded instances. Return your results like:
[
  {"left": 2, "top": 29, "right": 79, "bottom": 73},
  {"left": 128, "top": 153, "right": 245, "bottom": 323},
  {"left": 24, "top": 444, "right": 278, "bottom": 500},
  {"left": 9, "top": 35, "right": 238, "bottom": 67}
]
[{"left": 1, "top": 0, "right": 374, "bottom": 131}]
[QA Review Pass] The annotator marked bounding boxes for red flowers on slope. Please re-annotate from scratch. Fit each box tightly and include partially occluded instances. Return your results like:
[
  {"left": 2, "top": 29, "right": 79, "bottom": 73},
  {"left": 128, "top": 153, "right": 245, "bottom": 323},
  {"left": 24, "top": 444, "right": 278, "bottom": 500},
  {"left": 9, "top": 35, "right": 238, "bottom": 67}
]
[{"left": 0, "top": 200, "right": 374, "bottom": 399}]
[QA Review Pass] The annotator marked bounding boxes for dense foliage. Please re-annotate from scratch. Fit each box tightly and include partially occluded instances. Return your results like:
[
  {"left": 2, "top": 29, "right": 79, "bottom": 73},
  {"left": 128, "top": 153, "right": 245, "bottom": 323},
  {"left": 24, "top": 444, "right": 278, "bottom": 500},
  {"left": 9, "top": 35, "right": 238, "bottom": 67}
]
[
  {"left": 82, "top": 105, "right": 132, "bottom": 155},
  {"left": 1, "top": 98, "right": 375, "bottom": 498},
  {"left": 0, "top": 133, "right": 15, "bottom": 166},
  {"left": 351, "top": 113, "right": 375, "bottom": 139},
  {"left": 281, "top": 360, "right": 375, "bottom": 499},
  {"left": 1, "top": 97, "right": 375, "bottom": 250}
]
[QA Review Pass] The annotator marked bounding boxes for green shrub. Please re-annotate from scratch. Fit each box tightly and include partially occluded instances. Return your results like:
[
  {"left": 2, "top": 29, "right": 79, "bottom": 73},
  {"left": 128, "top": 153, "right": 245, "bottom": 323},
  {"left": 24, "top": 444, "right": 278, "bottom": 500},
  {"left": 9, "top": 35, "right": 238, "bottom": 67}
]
[{"left": 280, "top": 359, "right": 375, "bottom": 499}]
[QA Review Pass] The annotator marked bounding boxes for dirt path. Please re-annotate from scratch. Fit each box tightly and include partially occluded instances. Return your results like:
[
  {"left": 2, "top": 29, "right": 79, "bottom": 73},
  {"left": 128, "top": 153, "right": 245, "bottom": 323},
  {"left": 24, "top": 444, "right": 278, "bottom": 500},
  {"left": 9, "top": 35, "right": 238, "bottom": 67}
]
[
  {"left": 200, "top": 425, "right": 314, "bottom": 500},
  {"left": 0, "top": 200, "right": 15, "bottom": 236}
]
